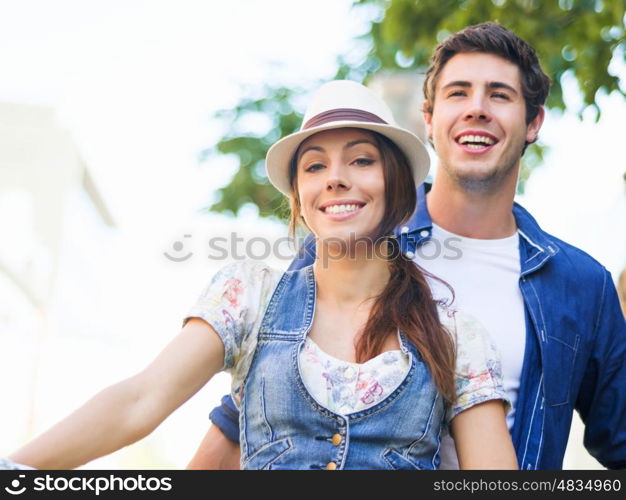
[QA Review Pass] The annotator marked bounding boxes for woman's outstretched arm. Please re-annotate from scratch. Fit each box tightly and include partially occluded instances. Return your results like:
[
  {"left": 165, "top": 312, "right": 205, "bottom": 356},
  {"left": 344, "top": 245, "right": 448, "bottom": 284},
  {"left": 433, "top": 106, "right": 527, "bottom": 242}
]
[
  {"left": 451, "top": 399, "right": 518, "bottom": 470},
  {"left": 9, "top": 318, "right": 224, "bottom": 469}
]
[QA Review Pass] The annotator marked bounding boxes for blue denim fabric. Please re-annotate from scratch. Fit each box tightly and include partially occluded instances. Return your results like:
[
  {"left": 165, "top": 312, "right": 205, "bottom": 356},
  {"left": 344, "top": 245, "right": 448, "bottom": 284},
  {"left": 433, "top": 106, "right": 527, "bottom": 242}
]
[
  {"left": 209, "top": 395, "right": 240, "bottom": 444},
  {"left": 211, "top": 183, "right": 626, "bottom": 469},
  {"left": 239, "top": 265, "right": 445, "bottom": 469}
]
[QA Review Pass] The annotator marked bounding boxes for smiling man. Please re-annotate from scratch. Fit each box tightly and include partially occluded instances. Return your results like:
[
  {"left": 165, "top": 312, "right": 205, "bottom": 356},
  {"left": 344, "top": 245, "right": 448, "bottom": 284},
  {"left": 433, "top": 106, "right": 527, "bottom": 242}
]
[
  {"left": 188, "top": 22, "right": 626, "bottom": 470},
  {"left": 426, "top": 53, "right": 542, "bottom": 198}
]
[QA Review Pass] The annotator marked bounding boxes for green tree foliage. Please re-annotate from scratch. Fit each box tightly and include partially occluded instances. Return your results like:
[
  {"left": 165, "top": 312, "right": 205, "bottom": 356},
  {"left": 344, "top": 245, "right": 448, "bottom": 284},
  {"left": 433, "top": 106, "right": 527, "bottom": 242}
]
[
  {"left": 206, "top": 86, "right": 302, "bottom": 219},
  {"left": 205, "top": 0, "right": 625, "bottom": 218},
  {"left": 371, "top": 0, "right": 625, "bottom": 115}
]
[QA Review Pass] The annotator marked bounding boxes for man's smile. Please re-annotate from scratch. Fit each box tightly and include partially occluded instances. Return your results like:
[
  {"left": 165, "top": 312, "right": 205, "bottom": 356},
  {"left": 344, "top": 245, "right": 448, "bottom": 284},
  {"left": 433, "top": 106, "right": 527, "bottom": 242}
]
[{"left": 454, "top": 130, "right": 499, "bottom": 154}]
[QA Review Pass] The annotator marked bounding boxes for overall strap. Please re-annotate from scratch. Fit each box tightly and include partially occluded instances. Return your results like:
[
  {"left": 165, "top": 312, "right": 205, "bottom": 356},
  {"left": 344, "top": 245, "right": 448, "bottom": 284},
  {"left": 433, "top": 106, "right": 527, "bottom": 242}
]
[
  {"left": 258, "top": 265, "right": 316, "bottom": 341},
  {"left": 397, "top": 329, "right": 420, "bottom": 360}
]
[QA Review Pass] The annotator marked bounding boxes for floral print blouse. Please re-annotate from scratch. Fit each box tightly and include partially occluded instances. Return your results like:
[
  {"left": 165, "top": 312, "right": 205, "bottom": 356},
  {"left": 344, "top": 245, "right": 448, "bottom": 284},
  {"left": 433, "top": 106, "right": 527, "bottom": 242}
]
[{"left": 184, "top": 261, "right": 510, "bottom": 421}]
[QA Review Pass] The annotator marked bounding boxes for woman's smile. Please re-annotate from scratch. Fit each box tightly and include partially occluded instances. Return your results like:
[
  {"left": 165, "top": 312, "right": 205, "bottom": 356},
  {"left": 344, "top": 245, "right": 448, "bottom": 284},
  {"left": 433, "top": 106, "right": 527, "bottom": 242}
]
[{"left": 318, "top": 199, "right": 367, "bottom": 221}]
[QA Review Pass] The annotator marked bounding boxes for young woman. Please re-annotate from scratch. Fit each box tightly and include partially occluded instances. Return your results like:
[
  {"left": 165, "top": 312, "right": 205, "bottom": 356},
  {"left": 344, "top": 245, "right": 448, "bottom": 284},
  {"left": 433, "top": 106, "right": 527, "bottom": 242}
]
[{"left": 4, "top": 80, "right": 516, "bottom": 470}]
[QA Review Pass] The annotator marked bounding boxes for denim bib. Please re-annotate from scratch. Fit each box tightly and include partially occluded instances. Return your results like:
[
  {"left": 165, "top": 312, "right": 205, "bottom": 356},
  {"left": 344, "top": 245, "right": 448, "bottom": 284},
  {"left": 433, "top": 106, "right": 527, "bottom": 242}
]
[{"left": 239, "top": 265, "right": 446, "bottom": 470}]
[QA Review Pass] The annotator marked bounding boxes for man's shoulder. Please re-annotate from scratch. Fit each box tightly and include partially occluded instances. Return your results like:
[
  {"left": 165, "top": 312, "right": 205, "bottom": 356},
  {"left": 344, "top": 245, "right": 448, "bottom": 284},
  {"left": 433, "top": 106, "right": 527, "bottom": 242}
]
[
  {"left": 514, "top": 203, "right": 609, "bottom": 283},
  {"left": 546, "top": 232, "right": 606, "bottom": 271}
]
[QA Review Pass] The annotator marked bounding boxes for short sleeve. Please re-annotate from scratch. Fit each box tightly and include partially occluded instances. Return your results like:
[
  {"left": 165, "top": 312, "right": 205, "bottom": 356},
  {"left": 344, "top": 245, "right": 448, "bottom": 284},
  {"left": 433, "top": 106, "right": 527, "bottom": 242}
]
[
  {"left": 183, "top": 260, "right": 282, "bottom": 373},
  {"left": 0, "top": 458, "right": 35, "bottom": 470},
  {"left": 441, "top": 310, "right": 511, "bottom": 423}
]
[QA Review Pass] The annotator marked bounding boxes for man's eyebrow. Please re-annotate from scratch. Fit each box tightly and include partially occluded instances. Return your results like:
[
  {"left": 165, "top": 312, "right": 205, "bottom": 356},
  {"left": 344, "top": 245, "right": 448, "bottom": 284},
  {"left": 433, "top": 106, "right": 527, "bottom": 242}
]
[
  {"left": 441, "top": 80, "right": 519, "bottom": 94},
  {"left": 441, "top": 80, "right": 471, "bottom": 90},
  {"left": 488, "top": 81, "right": 519, "bottom": 94}
]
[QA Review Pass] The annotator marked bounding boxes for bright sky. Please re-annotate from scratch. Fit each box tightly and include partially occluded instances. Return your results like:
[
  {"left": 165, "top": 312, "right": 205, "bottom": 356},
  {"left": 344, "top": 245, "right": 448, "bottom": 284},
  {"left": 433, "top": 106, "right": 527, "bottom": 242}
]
[{"left": 0, "top": 0, "right": 624, "bottom": 469}]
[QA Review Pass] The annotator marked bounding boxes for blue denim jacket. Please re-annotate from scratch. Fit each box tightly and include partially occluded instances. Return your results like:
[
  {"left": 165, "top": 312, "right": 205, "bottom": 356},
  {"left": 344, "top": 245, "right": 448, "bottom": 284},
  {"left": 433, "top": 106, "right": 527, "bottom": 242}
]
[
  {"left": 211, "top": 184, "right": 626, "bottom": 470},
  {"left": 240, "top": 265, "right": 445, "bottom": 469}
]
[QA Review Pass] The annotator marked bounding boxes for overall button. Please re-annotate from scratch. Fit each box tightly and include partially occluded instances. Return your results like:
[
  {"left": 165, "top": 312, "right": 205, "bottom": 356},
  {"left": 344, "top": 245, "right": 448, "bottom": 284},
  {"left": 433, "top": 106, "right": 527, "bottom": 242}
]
[
  {"left": 325, "top": 462, "right": 337, "bottom": 470},
  {"left": 331, "top": 434, "right": 342, "bottom": 446}
]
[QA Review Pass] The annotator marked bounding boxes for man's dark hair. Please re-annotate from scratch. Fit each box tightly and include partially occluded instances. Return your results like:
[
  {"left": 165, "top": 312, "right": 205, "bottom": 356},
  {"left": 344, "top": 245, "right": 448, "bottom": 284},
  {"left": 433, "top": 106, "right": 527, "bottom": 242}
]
[{"left": 423, "top": 22, "right": 551, "bottom": 125}]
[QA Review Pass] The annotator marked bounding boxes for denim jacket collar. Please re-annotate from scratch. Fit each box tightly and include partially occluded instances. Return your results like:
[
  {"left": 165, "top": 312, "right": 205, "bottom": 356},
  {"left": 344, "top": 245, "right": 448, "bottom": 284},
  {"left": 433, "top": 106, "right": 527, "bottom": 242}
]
[
  {"left": 399, "top": 183, "right": 560, "bottom": 277},
  {"left": 511, "top": 203, "right": 560, "bottom": 276}
]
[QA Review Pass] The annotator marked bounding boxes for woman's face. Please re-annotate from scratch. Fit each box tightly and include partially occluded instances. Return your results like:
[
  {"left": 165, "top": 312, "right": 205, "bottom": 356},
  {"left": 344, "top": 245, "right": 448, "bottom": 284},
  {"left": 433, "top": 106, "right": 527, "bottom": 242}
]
[{"left": 295, "top": 127, "right": 385, "bottom": 244}]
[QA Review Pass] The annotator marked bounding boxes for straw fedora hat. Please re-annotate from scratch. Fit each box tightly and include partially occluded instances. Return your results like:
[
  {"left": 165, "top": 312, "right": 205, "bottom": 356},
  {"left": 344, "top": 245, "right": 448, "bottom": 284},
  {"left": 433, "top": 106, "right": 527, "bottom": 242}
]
[{"left": 265, "top": 80, "right": 430, "bottom": 195}]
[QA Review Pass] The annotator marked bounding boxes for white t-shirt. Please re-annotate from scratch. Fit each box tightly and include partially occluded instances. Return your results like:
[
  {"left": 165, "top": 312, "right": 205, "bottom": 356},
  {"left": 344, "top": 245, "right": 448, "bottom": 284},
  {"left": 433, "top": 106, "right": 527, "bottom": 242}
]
[{"left": 413, "top": 222, "right": 525, "bottom": 469}]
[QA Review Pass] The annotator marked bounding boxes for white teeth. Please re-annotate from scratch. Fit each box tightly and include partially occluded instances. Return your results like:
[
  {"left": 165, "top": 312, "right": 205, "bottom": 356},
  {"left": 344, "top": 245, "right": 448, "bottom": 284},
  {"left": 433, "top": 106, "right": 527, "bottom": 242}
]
[
  {"left": 324, "top": 204, "right": 361, "bottom": 214},
  {"left": 458, "top": 134, "right": 495, "bottom": 145}
]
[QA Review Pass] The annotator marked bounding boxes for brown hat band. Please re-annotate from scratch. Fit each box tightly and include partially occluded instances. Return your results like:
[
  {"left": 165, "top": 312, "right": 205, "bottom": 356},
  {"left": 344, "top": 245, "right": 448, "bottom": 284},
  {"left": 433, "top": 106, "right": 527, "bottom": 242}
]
[{"left": 303, "top": 108, "right": 387, "bottom": 130}]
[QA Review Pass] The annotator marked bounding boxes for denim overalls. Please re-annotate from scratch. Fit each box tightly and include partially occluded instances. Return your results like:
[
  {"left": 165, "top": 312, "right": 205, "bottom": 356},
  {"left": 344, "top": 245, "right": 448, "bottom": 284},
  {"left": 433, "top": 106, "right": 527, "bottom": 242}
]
[{"left": 239, "top": 264, "right": 446, "bottom": 470}]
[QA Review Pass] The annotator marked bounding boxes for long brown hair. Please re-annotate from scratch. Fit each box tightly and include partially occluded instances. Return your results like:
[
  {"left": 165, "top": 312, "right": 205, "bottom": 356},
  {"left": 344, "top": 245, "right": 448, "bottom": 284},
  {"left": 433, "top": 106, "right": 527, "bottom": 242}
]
[{"left": 288, "top": 130, "right": 457, "bottom": 404}]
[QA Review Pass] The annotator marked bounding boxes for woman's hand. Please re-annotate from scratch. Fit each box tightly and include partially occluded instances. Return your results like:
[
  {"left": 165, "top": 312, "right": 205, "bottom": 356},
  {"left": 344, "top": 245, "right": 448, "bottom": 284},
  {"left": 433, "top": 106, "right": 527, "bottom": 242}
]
[
  {"left": 9, "top": 318, "right": 224, "bottom": 469},
  {"left": 450, "top": 399, "right": 518, "bottom": 470}
]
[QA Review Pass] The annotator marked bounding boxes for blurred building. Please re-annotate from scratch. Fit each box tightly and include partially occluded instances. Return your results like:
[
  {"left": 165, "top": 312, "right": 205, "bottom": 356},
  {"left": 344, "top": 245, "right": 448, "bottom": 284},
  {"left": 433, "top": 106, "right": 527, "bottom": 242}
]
[
  {"left": 0, "top": 101, "right": 115, "bottom": 450},
  {"left": 369, "top": 72, "right": 427, "bottom": 144}
]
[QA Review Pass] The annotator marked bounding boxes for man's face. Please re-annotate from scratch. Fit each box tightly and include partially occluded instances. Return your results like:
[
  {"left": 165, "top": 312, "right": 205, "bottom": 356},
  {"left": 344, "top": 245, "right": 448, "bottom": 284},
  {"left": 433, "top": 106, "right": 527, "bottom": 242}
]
[{"left": 423, "top": 52, "right": 544, "bottom": 191}]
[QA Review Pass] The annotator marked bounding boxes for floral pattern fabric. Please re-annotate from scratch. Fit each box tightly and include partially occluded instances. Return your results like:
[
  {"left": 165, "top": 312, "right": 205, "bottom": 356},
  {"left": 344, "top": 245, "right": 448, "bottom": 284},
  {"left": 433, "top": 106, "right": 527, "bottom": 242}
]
[
  {"left": 0, "top": 458, "right": 34, "bottom": 470},
  {"left": 300, "top": 336, "right": 410, "bottom": 415},
  {"left": 446, "top": 311, "right": 511, "bottom": 421},
  {"left": 184, "top": 261, "right": 510, "bottom": 419},
  {"left": 183, "top": 260, "right": 283, "bottom": 404}
]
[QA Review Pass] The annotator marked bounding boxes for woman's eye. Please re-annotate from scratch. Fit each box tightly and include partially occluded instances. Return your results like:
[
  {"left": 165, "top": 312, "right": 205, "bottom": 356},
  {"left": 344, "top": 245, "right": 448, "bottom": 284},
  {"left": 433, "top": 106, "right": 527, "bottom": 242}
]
[
  {"left": 354, "top": 158, "right": 374, "bottom": 166},
  {"left": 492, "top": 92, "right": 510, "bottom": 100},
  {"left": 448, "top": 90, "right": 466, "bottom": 97},
  {"left": 305, "top": 163, "right": 324, "bottom": 172}
]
